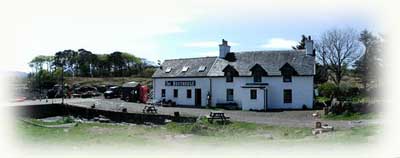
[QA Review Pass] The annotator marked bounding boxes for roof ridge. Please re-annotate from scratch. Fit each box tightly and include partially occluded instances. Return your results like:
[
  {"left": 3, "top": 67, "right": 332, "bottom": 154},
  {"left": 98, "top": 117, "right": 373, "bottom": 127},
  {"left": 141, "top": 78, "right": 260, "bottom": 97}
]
[
  {"left": 164, "top": 56, "right": 217, "bottom": 61},
  {"left": 234, "top": 50, "right": 305, "bottom": 53}
]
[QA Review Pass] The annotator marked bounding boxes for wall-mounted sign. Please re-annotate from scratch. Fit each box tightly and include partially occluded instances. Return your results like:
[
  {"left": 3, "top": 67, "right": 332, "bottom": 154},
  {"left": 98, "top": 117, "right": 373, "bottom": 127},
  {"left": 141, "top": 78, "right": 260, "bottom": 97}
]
[{"left": 165, "top": 80, "right": 196, "bottom": 86}]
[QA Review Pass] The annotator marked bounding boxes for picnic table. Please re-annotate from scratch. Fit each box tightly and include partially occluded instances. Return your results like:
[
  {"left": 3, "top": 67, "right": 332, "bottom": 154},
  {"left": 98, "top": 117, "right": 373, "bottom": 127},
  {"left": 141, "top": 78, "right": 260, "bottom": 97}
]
[
  {"left": 143, "top": 105, "right": 158, "bottom": 114},
  {"left": 206, "top": 111, "right": 230, "bottom": 123}
]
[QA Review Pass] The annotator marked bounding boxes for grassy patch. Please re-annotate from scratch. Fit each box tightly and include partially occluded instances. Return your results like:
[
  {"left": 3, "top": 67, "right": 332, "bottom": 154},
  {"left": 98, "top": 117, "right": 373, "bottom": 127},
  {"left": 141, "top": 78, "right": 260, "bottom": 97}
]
[
  {"left": 322, "top": 112, "right": 377, "bottom": 120},
  {"left": 15, "top": 117, "right": 378, "bottom": 147}
]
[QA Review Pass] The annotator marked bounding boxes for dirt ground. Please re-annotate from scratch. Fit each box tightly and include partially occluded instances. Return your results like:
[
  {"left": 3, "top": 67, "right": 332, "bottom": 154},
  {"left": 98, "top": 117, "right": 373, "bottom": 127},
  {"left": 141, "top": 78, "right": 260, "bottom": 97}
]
[{"left": 13, "top": 97, "right": 380, "bottom": 129}]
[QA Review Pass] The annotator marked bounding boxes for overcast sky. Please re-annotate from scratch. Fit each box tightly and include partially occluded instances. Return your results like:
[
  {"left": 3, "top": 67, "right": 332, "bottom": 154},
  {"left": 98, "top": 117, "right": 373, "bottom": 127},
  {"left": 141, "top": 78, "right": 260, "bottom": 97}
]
[{"left": 0, "top": 0, "right": 381, "bottom": 72}]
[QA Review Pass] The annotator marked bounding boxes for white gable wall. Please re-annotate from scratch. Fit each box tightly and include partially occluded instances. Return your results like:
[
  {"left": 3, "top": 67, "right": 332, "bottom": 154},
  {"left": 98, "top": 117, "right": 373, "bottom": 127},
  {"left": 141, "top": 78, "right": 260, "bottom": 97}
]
[
  {"left": 210, "top": 76, "right": 313, "bottom": 110},
  {"left": 153, "top": 78, "right": 210, "bottom": 107}
]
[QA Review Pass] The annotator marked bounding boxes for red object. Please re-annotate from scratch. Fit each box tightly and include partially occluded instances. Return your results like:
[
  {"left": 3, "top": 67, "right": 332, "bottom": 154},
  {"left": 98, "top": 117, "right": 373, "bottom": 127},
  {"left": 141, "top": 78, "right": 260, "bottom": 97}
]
[
  {"left": 138, "top": 85, "right": 149, "bottom": 103},
  {"left": 14, "top": 97, "right": 26, "bottom": 102}
]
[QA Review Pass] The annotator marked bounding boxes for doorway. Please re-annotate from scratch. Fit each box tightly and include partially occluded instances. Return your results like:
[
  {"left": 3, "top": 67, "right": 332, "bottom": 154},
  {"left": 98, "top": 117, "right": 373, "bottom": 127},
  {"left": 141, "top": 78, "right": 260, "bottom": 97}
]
[{"left": 195, "top": 89, "right": 202, "bottom": 107}]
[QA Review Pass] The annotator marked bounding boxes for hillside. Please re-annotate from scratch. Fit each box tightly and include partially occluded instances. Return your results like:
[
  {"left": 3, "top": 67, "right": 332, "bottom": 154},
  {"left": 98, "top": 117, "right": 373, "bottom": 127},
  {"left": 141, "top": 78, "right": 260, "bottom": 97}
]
[{"left": 64, "top": 77, "right": 153, "bottom": 88}]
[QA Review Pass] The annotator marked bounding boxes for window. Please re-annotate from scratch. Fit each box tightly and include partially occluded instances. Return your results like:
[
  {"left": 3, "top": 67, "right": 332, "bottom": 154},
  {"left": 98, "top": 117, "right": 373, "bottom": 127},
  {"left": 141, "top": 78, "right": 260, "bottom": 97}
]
[
  {"left": 283, "top": 89, "right": 292, "bottom": 103},
  {"left": 226, "top": 71, "right": 233, "bottom": 82},
  {"left": 283, "top": 75, "right": 292, "bottom": 82},
  {"left": 165, "top": 67, "right": 172, "bottom": 73},
  {"left": 226, "top": 89, "right": 234, "bottom": 101},
  {"left": 253, "top": 72, "right": 262, "bottom": 82},
  {"left": 250, "top": 89, "right": 257, "bottom": 100},
  {"left": 161, "top": 89, "right": 166, "bottom": 97},
  {"left": 173, "top": 89, "right": 178, "bottom": 98},
  {"left": 198, "top": 66, "right": 206, "bottom": 72},
  {"left": 182, "top": 66, "right": 189, "bottom": 72},
  {"left": 187, "top": 89, "right": 192, "bottom": 98}
]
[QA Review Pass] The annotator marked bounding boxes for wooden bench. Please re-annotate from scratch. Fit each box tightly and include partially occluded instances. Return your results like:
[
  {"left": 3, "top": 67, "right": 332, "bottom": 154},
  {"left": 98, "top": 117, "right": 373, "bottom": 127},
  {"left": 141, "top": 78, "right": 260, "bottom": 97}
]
[
  {"left": 143, "top": 105, "right": 158, "bottom": 114},
  {"left": 206, "top": 111, "right": 230, "bottom": 123}
]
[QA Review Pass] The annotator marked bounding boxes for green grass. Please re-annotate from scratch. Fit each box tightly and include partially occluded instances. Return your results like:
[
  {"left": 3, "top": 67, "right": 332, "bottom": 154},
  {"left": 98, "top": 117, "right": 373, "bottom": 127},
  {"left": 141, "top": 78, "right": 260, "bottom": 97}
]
[
  {"left": 322, "top": 112, "right": 377, "bottom": 120},
  {"left": 15, "top": 117, "right": 378, "bottom": 147}
]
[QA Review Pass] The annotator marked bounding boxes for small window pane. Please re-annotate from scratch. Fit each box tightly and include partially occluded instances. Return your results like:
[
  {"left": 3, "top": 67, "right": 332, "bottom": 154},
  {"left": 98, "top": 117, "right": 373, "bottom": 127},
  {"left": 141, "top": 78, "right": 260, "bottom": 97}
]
[
  {"left": 283, "top": 75, "right": 292, "bottom": 82},
  {"left": 187, "top": 89, "right": 192, "bottom": 98},
  {"left": 173, "top": 89, "right": 178, "bottom": 98},
  {"left": 284, "top": 89, "right": 292, "bottom": 103},
  {"left": 227, "top": 89, "right": 234, "bottom": 101},
  {"left": 250, "top": 89, "right": 257, "bottom": 99},
  {"left": 182, "top": 66, "right": 189, "bottom": 72},
  {"left": 161, "top": 89, "right": 166, "bottom": 97},
  {"left": 165, "top": 67, "right": 172, "bottom": 73},
  {"left": 198, "top": 66, "right": 206, "bottom": 72}
]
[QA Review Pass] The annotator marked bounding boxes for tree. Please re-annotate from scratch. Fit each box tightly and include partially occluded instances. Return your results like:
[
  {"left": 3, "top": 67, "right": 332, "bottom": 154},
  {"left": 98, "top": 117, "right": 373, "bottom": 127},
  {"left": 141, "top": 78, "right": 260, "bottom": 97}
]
[
  {"left": 353, "top": 29, "right": 382, "bottom": 90},
  {"left": 292, "top": 35, "right": 308, "bottom": 50},
  {"left": 315, "top": 28, "right": 362, "bottom": 86}
]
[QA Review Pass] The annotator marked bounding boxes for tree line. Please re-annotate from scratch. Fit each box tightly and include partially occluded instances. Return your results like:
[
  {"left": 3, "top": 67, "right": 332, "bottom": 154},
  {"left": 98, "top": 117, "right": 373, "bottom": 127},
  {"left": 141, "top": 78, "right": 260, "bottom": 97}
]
[{"left": 28, "top": 50, "right": 157, "bottom": 90}]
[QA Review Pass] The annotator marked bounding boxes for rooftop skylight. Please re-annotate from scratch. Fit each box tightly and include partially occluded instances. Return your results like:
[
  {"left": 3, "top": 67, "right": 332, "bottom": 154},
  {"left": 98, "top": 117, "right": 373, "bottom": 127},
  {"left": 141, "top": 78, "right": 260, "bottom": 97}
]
[
  {"left": 198, "top": 66, "right": 206, "bottom": 72},
  {"left": 182, "top": 66, "right": 189, "bottom": 72},
  {"left": 165, "top": 67, "right": 172, "bottom": 73}
]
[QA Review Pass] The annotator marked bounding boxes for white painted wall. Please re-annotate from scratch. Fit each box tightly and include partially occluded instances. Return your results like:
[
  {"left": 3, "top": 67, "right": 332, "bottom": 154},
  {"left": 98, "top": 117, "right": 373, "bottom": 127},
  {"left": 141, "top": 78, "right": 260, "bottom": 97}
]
[
  {"left": 210, "top": 76, "right": 314, "bottom": 110},
  {"left": 153, "top": 78, "right": 210, "bottom": 107},
  {"left": 153, "top": 76, "right": 313, "bottom": 110}
]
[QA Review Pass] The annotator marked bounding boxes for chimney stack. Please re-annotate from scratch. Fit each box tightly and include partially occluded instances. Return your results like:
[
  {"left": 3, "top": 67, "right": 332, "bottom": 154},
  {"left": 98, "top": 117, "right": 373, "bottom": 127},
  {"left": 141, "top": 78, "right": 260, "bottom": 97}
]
[
  {"left": 219, "top": 39, "right": 231, "bottom": 58},
  {"left": 305, "top": 36, "right": 314, "bottom": 56}
]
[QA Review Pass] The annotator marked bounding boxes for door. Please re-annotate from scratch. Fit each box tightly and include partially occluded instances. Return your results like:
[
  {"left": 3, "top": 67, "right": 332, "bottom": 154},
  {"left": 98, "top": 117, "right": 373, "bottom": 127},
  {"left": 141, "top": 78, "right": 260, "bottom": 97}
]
[{"left": 195, "top": 89, "right": 202, "bottom": 107}]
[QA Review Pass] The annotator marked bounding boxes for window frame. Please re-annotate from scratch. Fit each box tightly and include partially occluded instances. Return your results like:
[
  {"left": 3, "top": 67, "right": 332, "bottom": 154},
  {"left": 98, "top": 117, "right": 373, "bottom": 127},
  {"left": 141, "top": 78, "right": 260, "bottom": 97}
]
[
  {"left": 250, "top": 89, "right": 257, "bottom": 100},
  {"left": 226, "top": 71, "right": 234, "bottom": 82},
  {"left": 186, "top": 89, "right": 192, "bottom": 98},
  {"left": 161, "top": 89, "right": 166, "bottom": 97},
  {"left": 226, "top": 89, "right": 234, "bottom": 101},
  {"left": 173, "top": 89, "right": 178, "bottom": 98},
  {"left": 283, "top": 89, "right": 292, "bottom": 103},
  {"left": 283, "top": 75, "right": 292, "bottom": 82},
  {"left": 253, "top": 73, "right": 262, "bottom": 82}
]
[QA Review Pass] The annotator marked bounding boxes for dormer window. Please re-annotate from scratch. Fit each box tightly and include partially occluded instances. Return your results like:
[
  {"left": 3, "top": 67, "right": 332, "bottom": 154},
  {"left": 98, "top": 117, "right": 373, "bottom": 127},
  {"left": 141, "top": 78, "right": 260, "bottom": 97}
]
[
  {"left": 222, "top": 65, "right": 239, "bottom": 83},
  {"left": 226, "top": 71, "right": 234, "bottom": 82},
  {"left": 250, "top": 64, "right": 268, "bottom": 83},
  {"left": 283, "top": 75, "right": 292, "bottom": 82},
  {"left": 254, "top": 72, "right": 262, "bottom": 82},
  {"left": 279, "top": 63, "right": 298, "bottom": 83},
  {"left": 198, "top": 66, "right": 206, "bottom": 72},
  {"left": 182, "top": 66, "right": 189, "bottom": 72},
  {"left": 165, "top": 67, "right": 172, "bottom": 73}
]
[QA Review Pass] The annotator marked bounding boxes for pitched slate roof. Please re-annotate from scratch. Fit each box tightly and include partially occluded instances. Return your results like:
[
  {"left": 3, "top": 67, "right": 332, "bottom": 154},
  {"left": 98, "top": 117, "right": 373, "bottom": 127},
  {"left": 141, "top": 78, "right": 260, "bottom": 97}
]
[
  {"left": 152, "top": 50, "right": 315, "bottom": 78},
  {"left": 207, "top": 50, "right": 315, "bottom": 76},
  {"left": 152, "top": 57, "right": 217, "bottom": 78}
]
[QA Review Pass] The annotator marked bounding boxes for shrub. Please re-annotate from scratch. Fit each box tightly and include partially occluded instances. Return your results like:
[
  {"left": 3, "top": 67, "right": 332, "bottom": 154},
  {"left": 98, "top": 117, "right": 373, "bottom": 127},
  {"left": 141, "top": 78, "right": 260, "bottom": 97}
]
[{"left": 318, "top": 82, "right": 337, "bottom": 98}]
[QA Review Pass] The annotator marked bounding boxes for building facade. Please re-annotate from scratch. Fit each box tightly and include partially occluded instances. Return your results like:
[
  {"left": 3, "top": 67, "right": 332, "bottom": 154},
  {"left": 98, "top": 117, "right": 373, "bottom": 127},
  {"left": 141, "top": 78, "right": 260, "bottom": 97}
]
[{"left": 152, "top": 39, "right": 315, "bottom": 110}]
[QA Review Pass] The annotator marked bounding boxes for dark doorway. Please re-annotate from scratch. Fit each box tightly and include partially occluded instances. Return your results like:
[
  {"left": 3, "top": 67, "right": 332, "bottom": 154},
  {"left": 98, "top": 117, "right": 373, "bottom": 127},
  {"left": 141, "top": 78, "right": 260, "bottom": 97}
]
[{"left": 195, "top": 89, "right": 202, "bottom": 107}]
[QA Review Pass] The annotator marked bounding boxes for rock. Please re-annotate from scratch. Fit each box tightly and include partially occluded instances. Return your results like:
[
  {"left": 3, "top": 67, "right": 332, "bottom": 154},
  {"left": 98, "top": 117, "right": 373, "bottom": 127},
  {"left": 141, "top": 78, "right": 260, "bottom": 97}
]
[
  {"left": 165, "top": 119, "right": 172, "bottom": 123},
  {"left": 262, "top": 133, "right": 274, "bottom": 139},
  {"left": 295, "top": 130, "right": 302, "bottom": 134}
]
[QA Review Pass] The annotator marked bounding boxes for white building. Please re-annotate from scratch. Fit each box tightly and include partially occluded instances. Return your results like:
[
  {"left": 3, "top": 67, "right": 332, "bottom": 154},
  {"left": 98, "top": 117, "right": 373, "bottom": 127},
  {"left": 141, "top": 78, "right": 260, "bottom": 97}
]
[{"left": 152, "top": 39, "right": 315, "bottom": 110}]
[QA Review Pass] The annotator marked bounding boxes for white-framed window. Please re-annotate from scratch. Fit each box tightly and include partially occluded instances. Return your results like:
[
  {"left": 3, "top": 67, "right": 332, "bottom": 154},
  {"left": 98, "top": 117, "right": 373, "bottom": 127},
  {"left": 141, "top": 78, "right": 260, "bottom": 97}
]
[{"left": 226, "top": 89, "right": 234, "bottom": 101}]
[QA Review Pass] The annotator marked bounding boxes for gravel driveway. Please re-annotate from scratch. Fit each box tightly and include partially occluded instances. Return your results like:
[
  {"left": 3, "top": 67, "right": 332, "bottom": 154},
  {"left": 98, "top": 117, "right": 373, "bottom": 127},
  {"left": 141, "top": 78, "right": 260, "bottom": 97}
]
[{"left": 13, "top": 98, "right": 379, "bottom": 129}]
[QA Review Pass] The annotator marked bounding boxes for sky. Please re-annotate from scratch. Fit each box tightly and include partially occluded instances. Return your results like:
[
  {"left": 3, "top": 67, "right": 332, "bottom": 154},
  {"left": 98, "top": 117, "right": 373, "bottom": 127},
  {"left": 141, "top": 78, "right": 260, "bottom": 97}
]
[{"left": 0, "top": 0, "right": 381, "bottom": 73}]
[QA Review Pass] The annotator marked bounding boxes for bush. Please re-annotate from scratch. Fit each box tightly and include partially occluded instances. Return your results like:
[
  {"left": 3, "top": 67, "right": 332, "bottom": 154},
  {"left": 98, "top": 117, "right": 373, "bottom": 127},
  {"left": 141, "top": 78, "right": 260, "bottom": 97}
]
[{"left": 318, "top": 82, "right": 337, "bottom": 98}]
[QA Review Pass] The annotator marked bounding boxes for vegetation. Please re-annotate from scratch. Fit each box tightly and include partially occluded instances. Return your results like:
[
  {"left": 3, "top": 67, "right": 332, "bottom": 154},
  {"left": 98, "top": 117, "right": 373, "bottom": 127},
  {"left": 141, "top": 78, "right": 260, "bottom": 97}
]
[
  {"left": 27, "top": 49, "right": 157, "bottom": 94},
  {"left": 16, "top": 118, "right": 378, "bottom": 147},
  {"left": 322, "top": 112, "right": 377, "bottom": 120}
]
